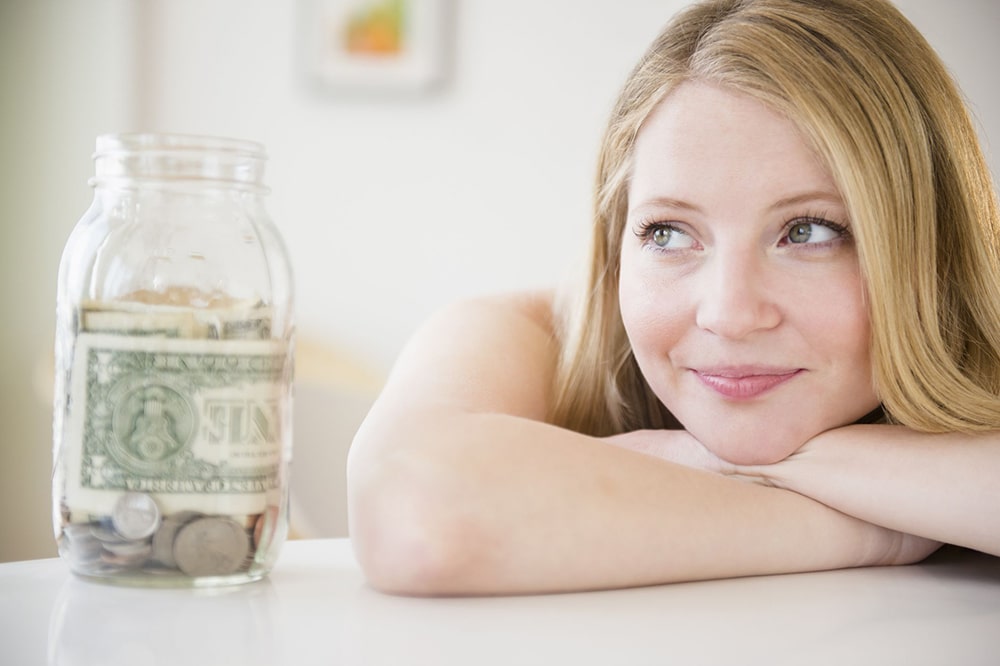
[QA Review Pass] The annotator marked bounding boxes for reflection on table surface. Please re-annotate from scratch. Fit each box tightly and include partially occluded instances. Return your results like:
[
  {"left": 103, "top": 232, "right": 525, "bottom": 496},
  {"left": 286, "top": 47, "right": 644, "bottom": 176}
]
[{"left": 2, "top": 539, "right": 999, "bottom": 666}]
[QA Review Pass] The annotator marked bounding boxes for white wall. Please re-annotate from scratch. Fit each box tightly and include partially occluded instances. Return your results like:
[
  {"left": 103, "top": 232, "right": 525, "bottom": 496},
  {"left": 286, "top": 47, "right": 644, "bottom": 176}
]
[
  {"left": 135, "top": 0, "right": 1000, "bottom": 372},
  {"left": 1, "top": 0, "right": 997, "bottom": 560},
  {"left": 134, "top": 0, "right": 677, "bottom": 371}
]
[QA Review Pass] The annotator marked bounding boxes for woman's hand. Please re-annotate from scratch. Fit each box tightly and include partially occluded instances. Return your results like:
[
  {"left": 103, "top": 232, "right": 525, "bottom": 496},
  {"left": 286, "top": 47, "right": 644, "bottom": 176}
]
[
  {"left": 605, "top": 427, "right": 943, "bottom": 563},
  {"left": 608, "top": 424, "right": 969, "bottom": 560}
]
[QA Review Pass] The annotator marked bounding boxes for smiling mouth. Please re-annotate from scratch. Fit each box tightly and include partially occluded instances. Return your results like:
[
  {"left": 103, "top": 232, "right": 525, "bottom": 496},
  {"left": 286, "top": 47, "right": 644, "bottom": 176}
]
[{"left": 692, "top": 368, "right": 802, "bottom": 400}]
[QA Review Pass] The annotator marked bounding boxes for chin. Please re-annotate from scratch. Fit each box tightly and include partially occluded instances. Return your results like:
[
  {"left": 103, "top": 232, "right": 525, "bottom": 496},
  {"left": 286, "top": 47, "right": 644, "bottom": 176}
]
[{"left": 689, "top": 424, "right": 811, "bottom": 466}]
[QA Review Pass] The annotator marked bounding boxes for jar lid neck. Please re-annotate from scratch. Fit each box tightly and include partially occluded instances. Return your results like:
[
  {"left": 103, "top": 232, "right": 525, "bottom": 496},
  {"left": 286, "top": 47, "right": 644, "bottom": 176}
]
[{"left": 92, "top": 133, "right": 267, "bottom": 191}]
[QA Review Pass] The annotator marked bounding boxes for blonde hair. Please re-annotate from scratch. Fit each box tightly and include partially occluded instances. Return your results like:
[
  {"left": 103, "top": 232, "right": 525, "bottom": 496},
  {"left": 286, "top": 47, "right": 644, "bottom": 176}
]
[{"left": 550, "top": 0, "right": 1000, "bottom": 436}]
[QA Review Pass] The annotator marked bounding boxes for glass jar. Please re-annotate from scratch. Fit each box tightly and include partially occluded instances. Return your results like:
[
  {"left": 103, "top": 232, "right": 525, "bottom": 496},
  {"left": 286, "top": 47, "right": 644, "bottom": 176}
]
[{"left": 52, "top": 133, "right": 294, "bottom": 586}]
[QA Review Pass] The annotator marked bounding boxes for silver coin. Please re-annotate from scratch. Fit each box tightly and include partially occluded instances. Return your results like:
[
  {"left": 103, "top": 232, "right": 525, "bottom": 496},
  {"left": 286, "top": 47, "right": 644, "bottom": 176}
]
[
  {"left": 173, "top": 516, "right": 250, "bottom": 577},
  {"left": 111, "top": 492, "right": 161, "bottom": 540},
  {"left": 103, "top": 539, "right": 153, "bottom": 557},
  {"left": 151, "top": 510, "right": 201, "bottom": 568},
  {"left": 61, "top": 524, "right": 104, "bottom": 563},
  {"left": 100, "top": 542, "right": 152, "bottom": 569},
  {"left": 62, "top": 523, "right": 95, "bottom": 540},
  {"left": 69, "top": 541, "right": 104, "bottom": 564},
  {"left": 90, "top": 521, "right": 128, "bottom": 544}
]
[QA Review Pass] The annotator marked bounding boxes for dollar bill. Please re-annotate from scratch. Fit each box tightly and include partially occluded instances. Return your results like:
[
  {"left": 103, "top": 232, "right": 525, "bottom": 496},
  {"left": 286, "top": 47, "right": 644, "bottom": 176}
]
[
  {"left": 82, "top": 309, "right": 202, "bottom": 338},
  {"left": 80, "top": 297, "right": 272, "bottom": 340},
  {"left": 62, "top": 328, "right": 290, "bottom": 517},
  {"left": 82, "top": 287, "right": 248, "bottom": 310},
  {"left": 193, "top": 309, "right": 273, "bottom": 340}
]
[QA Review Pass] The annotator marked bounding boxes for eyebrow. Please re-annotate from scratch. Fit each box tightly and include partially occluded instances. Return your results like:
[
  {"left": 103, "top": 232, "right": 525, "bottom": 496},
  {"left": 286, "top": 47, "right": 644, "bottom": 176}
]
[
  {"left": 629, "top": 190, "right": 844, "bottom": 216},
  {"left": 628, "top": 197, "right": 704, "bottom": 216},
  {"left": 769, "top": 190, "right": 844, "bottom": 210}
]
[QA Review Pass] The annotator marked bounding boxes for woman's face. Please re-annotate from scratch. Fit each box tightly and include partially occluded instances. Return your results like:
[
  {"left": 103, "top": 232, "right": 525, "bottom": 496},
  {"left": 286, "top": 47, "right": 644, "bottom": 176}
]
[{"left": 618, "top": 81, "right": 880, "bottom": 465}]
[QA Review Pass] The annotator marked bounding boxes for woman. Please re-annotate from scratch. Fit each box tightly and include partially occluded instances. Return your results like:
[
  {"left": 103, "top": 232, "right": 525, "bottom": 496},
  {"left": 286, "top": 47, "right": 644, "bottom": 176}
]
[{"left": 347, "top": 0, "right": 1000, "bottom": 596}]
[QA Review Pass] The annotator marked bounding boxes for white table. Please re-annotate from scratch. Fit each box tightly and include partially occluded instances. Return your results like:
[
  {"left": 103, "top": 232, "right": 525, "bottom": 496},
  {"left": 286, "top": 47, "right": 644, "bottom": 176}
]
[{"left": 2, "top": 539, "right": 998, "bottom": 665}]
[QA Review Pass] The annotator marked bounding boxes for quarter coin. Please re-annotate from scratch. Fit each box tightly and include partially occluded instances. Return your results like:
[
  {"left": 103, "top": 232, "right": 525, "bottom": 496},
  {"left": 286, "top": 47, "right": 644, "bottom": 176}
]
[
  {"left": 151, "top": 510, "right": 201, "bottom": 568},
  {"left": 173, "top": 516, "right": 250, "bottom": 577}
]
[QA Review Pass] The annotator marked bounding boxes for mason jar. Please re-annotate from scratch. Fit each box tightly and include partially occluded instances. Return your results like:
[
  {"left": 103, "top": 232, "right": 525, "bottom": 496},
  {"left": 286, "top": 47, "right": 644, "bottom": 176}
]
[{"left": 52, "top": 133, "right": 294, "bottom": 586}]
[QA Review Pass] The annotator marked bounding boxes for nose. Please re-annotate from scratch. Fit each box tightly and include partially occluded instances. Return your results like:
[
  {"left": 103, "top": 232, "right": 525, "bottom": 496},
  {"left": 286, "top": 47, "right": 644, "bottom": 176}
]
[{"left": 694, "top": 250, "right": 781, "bottom": 339}]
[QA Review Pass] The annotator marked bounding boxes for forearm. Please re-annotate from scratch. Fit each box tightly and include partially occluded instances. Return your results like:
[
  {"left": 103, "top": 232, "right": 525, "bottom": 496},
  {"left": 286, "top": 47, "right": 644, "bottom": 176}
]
[
  {"left": 757, "top": 425, "right": 1000, "bottom": 556},
  {"left": 348, "top": 409, "right": 917, "bottom": 596}
]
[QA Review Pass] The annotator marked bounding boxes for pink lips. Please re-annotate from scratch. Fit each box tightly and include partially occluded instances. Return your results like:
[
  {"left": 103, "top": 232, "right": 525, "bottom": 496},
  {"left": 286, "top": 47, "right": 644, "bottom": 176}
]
[{"left": 693, "top": 367, "right": 802, "bottom": 400}]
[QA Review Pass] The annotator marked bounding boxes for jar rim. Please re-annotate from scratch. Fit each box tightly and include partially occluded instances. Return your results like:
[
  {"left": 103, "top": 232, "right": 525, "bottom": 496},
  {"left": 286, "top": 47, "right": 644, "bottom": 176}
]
[
  {"left": 92, "top": 133, "right": 269, "bottom": 191},
  {"left": 94, "top": 133, "right": 267, "bottom": 159}
]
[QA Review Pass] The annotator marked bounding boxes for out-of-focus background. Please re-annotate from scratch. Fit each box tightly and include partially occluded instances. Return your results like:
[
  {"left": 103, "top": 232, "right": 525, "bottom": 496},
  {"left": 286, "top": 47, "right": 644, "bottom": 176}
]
[{"left": 1, "top": 0, "right": 997, "bottom": 562}]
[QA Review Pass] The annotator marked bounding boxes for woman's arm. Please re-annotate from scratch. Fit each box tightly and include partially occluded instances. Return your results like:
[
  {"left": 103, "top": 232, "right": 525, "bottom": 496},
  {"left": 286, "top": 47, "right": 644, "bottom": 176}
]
[
  {"left": 612, "top": 423, "right": 997, "bottom": 556},
  {"left": 347, "top": 293, "right": 934, "bottom": 596},
  {"left": 749, "top": 425, "right": 1000, "bottom": 557}
]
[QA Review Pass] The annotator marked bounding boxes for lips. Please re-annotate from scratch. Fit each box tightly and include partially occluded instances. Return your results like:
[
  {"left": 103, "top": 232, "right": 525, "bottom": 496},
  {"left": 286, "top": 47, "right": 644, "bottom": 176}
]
[{"left": 692, "top": 367, "right": 802, "bottom": 400}]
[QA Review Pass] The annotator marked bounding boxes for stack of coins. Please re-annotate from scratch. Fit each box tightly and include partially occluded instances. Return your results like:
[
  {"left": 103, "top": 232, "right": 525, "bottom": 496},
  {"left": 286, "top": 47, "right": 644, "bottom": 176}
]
[{"left": 59, "top": 492, "right": 272, "bottom": 577}]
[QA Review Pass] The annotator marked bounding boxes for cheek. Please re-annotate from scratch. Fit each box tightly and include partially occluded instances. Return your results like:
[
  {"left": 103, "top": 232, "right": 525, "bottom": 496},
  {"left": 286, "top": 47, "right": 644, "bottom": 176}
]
[
  {"left": 618, "top": 265, "right": 689, "bottom": 362},
  {"left": 799, "top": 272, "right": 871, "bottom": 360}
]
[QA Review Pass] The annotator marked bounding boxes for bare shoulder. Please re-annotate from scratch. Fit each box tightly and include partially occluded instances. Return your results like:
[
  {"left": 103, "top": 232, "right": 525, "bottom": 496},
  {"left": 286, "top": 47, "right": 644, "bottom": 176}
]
[
  {"left": 428, "top": 290, "right": 556, "bottom": 339},
  {"left": 375, "top": 290, "right": 559, "bottom": 421}
]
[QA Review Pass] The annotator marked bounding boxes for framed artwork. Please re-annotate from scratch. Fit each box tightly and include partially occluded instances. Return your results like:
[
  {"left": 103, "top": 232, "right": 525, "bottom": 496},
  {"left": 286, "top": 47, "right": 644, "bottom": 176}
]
[{"left": 300, "top": 0, "right": 450, "bottom": 93}]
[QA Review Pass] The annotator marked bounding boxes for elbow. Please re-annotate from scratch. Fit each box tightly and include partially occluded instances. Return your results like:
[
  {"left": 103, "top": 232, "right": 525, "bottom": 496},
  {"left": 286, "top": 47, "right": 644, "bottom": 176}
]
[
  {"left": 347, "top": 458, "right": 491, "bottom": 596},
  {"left": 349, "top": 500, "right": 473, "bottom": 597}
]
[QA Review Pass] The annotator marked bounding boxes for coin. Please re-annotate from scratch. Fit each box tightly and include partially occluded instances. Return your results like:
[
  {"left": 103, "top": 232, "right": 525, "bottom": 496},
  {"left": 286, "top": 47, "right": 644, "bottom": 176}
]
[
  {"left": 103, "top": 539, "right": 153, "bottom": 557},
  {"left": 151, "top": 511, "right": 201, "bottom": 568},
  {"left": 70, "top": 540, "right": 104, "bottom": 565},
  {"left": 100, "top": 542, "right": 152, "bottom": 568},
  {"left": 253, "top": 505, "right": 280, "bottom": 550},
  {"left": 90, "top": 520, "right": 129, "bottom": 544},
  {"left": 62, "top": 523, "right": 103, "bottom": 563},
  {"left": 111, "top": 492, "right": 161, "bottom": 540},
  {"left": 62, "top": 523, "right": 96, "bottom": 541},
  {"left": 172, "top": 516, "right": 250, "bottom": 577}
]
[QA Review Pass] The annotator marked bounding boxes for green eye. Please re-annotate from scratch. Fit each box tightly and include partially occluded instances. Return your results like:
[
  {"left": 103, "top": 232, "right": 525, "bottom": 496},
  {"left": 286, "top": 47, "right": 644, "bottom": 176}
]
[
  {"left": 652, "top": 227, "right": 672, "bottom": 247},
  {"left": 784, "top": 219, "right": 844, "bottom": 246},
  {"left": 788, "top": 223, "right": 813, "bottom": 243},
  {"left": 637, "top": 222, "right": 696, "bottom": 251}
]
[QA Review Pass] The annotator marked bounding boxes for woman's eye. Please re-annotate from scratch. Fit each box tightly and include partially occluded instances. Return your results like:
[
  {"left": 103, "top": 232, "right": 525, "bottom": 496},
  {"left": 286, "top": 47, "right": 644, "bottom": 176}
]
[
  {"left": 784, "top": 220, "right": 843, "bottom": 245},
  {"left": 644, "top": 224, "right": 694, "bottom": 250}
]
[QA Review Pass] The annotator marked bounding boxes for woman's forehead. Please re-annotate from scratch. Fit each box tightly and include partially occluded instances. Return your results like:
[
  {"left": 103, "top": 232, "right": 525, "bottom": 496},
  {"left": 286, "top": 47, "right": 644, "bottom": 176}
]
[{"left": 628, "top": 81, "right": 843, "bottom": 211}]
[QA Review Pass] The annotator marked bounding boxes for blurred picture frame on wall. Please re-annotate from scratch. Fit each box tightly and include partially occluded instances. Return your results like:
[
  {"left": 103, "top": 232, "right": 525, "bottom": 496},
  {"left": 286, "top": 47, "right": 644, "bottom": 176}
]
[{"left": 299, "top": 0, "right": 451, "bottom": 94}]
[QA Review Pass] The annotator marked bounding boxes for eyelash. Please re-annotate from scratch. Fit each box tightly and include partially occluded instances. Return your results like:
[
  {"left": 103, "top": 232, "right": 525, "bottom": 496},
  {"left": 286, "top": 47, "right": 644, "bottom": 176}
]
[
  {"left": 633, "top": 215, "right": 851, "bottom": 251},
  {"left": 779, "top": 215, "right": 851, "bottom": 247},
  {"left": 632, "top": 220, "right": 690, "bottom": 253}
]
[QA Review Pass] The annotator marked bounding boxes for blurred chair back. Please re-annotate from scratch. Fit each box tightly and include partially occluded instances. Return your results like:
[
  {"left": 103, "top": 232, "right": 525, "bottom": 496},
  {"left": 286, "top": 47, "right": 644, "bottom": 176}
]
[{"left": 291, "top": 336, "right": 382, "bottom": 538}]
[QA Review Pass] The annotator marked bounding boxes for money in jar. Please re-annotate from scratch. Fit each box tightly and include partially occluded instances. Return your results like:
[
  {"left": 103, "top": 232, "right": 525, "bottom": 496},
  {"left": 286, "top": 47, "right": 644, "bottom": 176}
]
[{"left": 52, "top": 133, "right": 294, "bottom": 586}]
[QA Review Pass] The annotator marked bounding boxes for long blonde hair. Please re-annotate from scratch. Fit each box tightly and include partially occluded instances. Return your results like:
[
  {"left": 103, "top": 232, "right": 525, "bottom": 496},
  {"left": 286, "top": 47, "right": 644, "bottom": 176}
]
[{"left": 550, "top": 0, "right": 1000, "bottom": 436}]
